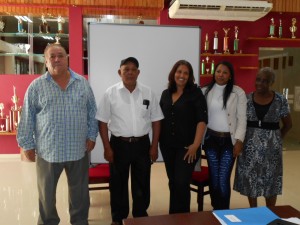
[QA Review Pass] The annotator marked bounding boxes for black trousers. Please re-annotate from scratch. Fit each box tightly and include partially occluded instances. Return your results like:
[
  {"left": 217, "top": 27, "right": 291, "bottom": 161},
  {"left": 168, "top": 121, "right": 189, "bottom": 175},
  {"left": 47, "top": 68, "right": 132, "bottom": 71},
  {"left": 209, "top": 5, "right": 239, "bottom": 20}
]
[
  {"left": 160, "top": 146, "right": 200, "bottom": 214},
  {"left": 109, "top": 135, "right": 151, "bottom": 223}
]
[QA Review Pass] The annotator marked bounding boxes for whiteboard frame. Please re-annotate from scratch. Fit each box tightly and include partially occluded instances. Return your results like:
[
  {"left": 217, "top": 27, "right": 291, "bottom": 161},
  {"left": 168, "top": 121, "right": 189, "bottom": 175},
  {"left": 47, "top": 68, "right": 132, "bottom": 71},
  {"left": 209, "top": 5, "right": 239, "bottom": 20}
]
[{"left": 88, "top": 23, "right": 201, "bottom": 163}]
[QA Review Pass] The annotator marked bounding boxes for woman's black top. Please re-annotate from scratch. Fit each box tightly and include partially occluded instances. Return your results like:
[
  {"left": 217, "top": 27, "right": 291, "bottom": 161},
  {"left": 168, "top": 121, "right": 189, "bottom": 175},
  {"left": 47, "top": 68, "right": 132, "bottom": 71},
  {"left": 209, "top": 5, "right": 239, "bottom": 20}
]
[{"left": 159, "top": 86, "right": 208, "bottom": 148}]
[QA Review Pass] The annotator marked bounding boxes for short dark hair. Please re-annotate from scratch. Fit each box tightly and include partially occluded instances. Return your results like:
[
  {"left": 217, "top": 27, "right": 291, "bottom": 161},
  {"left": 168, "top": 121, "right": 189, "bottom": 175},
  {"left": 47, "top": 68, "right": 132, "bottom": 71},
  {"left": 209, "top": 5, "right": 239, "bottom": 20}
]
[
  {"left": 120, "top": 57, "right": 139, "bottom": 68},
  {"left": 168, "top": 60, "right": 195, "bottom": 93}
]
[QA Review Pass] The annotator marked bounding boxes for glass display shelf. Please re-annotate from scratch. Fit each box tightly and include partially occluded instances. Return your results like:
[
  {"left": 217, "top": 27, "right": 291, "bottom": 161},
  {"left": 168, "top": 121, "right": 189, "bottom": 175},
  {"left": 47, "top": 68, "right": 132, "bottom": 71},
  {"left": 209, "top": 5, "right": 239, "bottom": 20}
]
[
  {"left": 248, "top": 37, "right": 300, "bottom": 42},
  {"left": 0, "top": 53, "right": 44, "bottom": 63},
  {"left": 0, "top": 32, "right": 69, "bottom": 39}
]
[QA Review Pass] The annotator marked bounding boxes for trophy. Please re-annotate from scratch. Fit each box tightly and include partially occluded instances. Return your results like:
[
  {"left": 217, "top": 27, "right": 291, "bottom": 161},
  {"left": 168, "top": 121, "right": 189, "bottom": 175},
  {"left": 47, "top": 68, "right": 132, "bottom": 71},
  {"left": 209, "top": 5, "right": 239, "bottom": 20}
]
[
  {"left": 201, "top": 59, "right": 205, "bottom": 75},
  {"left": 10, "top": 86, "right": 22, "bottom": 132},
  {"left": 279, "top": 19, "right": 283, "bottom": 38},
  {"left": 0, "top": 103, "right": 4, "bottom": 118},
  {"left": 269, "top": 18, "right": 275, "bottom": 38},
  {"left": 211, "top": 60, "right": 215, "bottom": 75},
  {"left": 0, "top": 102, "right": 11, "bottom": 132},
  {"left": 6, "top": 115, "right": 10, "bottom": 132},
  {"left": 223, "top": 28, "right": 230, "bottom": 54},
  {"left": 11, "top": 86, "right": 19, "bottom": 111},
  {"left": 205, "top": 56, "right": 210, "bottom": 74},
  {"left": 204, "top": 33, "right": 209, "bottom": 53},
  {"left": 57, "top": 16, "right": 65, "bottom": 33},
  {"left": 0, "top": 16, "right": 5, "bottom": 32},
  {"left": 24, "top": 44, "right": 30, "bottom": 54},
  {"left": 55, "top": 36, "right": 61, "bottom": 44},
  {"left": 213, "top": 31, "right": 218, "bottom": 54},
  {"left": 233, "top": 26, "right": 239, "bottom": 54},
  {"left": 17, "top": 18, "right": 24, "bottom": 33},
  {"left": 39, "top": 15, "right": 50, "bottom": 34},
  {"left": 290, "top": 18, "right": 297, "bottom": 39}
]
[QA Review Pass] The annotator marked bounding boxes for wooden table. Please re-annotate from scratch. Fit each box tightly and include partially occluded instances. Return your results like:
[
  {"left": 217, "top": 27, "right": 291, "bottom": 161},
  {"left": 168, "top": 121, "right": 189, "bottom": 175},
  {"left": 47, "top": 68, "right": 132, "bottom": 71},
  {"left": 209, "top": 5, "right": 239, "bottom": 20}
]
[{"left": 123, "top": 205, "right": 300, "bottom": 225}]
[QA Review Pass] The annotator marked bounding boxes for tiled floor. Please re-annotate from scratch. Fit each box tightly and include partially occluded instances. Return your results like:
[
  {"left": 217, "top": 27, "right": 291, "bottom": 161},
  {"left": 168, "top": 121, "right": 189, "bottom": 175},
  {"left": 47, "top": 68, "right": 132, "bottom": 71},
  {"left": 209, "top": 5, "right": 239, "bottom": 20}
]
[{"left": 0, "top": 150, "right": 299, "bottom": 225}]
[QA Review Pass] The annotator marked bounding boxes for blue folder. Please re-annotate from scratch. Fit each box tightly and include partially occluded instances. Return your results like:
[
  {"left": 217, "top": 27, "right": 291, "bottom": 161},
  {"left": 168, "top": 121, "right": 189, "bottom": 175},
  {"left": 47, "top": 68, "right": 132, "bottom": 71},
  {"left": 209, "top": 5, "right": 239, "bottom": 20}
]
[{"left": 213, "top": 206, "right": 280, "bottom": 225}]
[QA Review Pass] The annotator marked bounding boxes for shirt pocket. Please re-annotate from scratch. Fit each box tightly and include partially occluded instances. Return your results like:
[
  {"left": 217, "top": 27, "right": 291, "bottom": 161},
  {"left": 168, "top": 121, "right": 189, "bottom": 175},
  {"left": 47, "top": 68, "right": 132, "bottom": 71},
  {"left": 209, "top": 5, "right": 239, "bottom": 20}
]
[
  {"left": 137, "top": 102, "right": 150, "bottom": 119},
  {"left": 70, "top": 92, "right": 87, "bottom": 109}
]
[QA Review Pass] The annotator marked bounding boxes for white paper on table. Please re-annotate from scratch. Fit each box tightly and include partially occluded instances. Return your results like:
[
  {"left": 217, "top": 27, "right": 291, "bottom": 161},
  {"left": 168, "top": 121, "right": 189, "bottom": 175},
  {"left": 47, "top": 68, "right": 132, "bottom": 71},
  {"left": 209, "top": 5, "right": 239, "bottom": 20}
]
[{"left": 282, "top": 217, "right": 300, "bottom": 225}]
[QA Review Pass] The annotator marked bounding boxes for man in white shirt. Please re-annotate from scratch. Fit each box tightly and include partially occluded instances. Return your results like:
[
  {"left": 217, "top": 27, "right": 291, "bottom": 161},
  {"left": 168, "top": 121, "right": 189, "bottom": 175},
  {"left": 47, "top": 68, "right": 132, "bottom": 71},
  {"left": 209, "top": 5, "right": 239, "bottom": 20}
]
[{"left": 96, "top": 57, "right": 164, "bottom": 225}]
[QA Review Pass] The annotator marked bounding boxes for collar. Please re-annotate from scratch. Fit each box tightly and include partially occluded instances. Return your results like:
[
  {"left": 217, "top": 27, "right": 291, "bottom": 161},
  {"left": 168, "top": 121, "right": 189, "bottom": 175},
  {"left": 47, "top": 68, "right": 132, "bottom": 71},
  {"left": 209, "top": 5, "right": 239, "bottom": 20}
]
[
  {"left": 45, "top": 68, "right": 79, "bottom": 81},
  {"left": 117, "top": 81, "right": 141, "bottom": 92}
]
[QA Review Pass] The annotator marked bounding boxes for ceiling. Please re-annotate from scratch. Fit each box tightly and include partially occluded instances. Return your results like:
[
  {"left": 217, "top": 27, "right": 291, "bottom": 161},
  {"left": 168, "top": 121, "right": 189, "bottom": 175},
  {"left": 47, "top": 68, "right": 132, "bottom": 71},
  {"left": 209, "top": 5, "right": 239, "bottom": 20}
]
[
  {"left": 1, "top": 0, "right": 300, "bottom": 55},
  {"left": 1, "top": 0, "right": 300, "bottom": 21},
  {"left": 0, "top": 0, "right": 165, "bottom": 20}
]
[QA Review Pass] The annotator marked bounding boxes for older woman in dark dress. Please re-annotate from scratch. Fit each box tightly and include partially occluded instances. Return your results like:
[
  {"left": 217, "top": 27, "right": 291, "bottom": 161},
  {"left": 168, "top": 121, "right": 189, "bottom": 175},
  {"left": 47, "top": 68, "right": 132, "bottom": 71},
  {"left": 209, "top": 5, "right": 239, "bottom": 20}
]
[{"left": 234, "top": 67, "right": 292, "bottom": 207}]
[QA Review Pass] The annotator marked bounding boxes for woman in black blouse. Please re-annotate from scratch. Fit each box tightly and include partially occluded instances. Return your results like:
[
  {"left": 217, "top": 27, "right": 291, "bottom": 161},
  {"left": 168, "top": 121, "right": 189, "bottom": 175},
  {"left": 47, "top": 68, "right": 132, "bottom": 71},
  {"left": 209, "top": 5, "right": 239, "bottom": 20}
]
[{"left": 159, "top": 60, "right": 208, "bottom": 214}]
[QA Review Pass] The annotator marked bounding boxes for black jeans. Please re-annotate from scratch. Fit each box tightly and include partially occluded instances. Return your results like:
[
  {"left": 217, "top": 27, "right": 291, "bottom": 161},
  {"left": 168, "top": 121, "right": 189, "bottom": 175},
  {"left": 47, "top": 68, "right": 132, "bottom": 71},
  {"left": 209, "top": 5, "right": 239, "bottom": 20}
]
[
  {"left": 203, "top": 133, "right": 235, "bottom": 210},
  {"left": 160, "top": 145, "right": 200, "bottom": 214},
  {"left": 109, "top": 135, "right": 151, "bottom": 223}
]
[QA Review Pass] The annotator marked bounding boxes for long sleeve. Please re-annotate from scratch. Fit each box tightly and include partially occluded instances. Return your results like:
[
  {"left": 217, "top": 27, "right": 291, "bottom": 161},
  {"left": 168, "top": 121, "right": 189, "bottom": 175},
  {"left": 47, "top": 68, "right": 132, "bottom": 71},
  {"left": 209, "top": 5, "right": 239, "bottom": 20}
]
[
  {"left": 17, "top": 84, "right": 37, "bottom": 150},
  {"left": 86, "top": 82, "right": 99, "bottom": 141}
]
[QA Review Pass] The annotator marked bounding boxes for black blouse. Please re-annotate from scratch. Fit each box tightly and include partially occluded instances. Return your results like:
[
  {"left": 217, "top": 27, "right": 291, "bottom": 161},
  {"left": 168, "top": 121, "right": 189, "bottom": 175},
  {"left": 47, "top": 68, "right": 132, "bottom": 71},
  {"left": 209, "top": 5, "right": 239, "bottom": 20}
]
[{"left": 159, "top": 86, "right": 208, "bottom": 148}]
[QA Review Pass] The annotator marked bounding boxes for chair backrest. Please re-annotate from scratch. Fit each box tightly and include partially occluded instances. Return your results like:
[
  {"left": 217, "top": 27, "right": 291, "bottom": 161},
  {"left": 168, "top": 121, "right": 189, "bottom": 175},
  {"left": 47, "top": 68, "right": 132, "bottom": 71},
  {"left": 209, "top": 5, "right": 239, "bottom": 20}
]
[{"left": 190, "top": 150, "right": 210, "bottom": 211}]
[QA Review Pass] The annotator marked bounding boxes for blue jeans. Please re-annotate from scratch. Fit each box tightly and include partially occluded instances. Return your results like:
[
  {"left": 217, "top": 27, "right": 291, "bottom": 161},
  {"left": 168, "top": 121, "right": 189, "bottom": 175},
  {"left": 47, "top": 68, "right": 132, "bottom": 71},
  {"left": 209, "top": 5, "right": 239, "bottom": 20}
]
[{"left": 203, "top": 133, "right": 235, "bottom": 210}]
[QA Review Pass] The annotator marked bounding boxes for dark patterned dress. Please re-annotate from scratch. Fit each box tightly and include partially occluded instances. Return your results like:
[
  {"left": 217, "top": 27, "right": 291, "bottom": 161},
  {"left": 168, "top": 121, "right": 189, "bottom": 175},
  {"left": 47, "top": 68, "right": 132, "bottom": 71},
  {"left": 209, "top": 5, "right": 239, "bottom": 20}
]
[{"left": 233, "top": 92, "right": 290, "bottom": 198}]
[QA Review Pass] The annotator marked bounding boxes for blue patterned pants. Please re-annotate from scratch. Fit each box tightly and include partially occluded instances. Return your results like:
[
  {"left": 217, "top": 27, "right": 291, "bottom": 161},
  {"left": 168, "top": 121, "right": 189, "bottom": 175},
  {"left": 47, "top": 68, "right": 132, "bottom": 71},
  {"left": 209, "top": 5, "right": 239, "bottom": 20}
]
[{"left": 204, "top": 133, "right": 235, "bottom": 210}]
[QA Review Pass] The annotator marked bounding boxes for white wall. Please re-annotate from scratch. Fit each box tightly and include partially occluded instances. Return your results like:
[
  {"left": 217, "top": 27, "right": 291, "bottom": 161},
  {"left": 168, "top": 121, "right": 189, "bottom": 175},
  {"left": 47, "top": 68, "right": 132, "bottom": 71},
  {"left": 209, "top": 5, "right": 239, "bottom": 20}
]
[{"left": 88, "top": 23, "right": 201, "bottom": 163}]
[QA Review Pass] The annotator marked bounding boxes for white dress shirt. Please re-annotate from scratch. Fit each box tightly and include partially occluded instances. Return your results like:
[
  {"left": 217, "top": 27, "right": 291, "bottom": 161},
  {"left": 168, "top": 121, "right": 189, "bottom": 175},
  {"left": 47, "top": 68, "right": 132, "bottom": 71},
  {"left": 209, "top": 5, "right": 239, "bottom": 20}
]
[{"left": 96, "top": 82, "right": 164, "bottom": 137}]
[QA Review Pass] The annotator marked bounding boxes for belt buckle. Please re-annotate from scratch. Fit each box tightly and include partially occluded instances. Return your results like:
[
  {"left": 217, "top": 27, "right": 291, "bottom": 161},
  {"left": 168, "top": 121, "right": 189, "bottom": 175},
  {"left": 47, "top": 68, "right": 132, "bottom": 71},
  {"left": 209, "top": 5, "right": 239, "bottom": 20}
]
[{"left": 130, "top": 137, "right": 139, "bottom": 143}]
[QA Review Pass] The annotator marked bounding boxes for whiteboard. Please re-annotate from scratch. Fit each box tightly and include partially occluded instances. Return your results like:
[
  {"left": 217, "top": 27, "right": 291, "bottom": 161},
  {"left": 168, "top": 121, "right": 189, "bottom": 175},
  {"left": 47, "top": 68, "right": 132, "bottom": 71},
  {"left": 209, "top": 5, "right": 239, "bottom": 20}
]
[{"left": 88, "top": 23, "right": 201, "bottom": 163}]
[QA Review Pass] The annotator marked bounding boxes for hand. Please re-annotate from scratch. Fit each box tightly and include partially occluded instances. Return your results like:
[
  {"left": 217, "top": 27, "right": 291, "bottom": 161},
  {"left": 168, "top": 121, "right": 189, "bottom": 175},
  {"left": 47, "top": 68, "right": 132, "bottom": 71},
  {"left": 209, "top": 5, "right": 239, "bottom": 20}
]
[
  {"left": 86, "top": 139, "right": 96, "bottom": 153},
  {"left": 23, "top": 149, "right": 36, "bottom": 162},
  {"left": 104, "top": 146, "right": 114, "bottom": 163},
  {"left": 149, "top": 145, "right": 158, "bottom": 163},
  {"left": 183, "top": 143, "right": 199, "bottom": 163},
  {"left": 233, "top": 140, "right": 243, "bottom": 157}
]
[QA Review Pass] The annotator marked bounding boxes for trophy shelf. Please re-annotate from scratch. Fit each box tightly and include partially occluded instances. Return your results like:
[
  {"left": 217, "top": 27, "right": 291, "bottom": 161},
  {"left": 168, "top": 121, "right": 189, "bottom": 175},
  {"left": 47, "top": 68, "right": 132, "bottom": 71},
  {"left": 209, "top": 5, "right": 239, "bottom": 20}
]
[
  {"left": 247, "top": 37, "right": 300, "bottom": 42},
  {"left": 200, "top": 67, "right": 258, "bottom": 73},
  {"left": 0, "top": 131, "right": 16, "bottom": 136},
  {"left": 239, "top": 66, "right": 259, "bottom": 70},
  {"left": 200, "top": 74, "right": 213, "bottom": 77},
  {"left": 201, "top": 53, "right": 258, "bottom": 57}
]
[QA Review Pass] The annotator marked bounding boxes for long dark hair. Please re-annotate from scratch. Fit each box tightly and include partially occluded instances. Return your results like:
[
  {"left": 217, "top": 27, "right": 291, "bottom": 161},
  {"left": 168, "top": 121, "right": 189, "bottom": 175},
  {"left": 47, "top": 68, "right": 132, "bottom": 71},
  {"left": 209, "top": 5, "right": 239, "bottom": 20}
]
[
  {"left": 168, "top": 60, "right": 195, "bottom": 93},
  {"left": 204, "top": 61, "right": 235, "bottom": 109}
]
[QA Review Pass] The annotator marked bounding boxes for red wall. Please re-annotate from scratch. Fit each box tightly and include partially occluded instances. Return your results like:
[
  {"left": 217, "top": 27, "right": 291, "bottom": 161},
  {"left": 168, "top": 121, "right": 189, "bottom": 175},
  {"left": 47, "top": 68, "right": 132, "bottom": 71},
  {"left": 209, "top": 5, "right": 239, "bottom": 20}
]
[
  {"left": 1, "top": 9, "right": 300, "bottom": 154},
  {"left": 158, "top": 9, "right": 300, "bottom": 92},
  {"left": 0, "top": 75, "right": 37, "bottom": 154}
]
